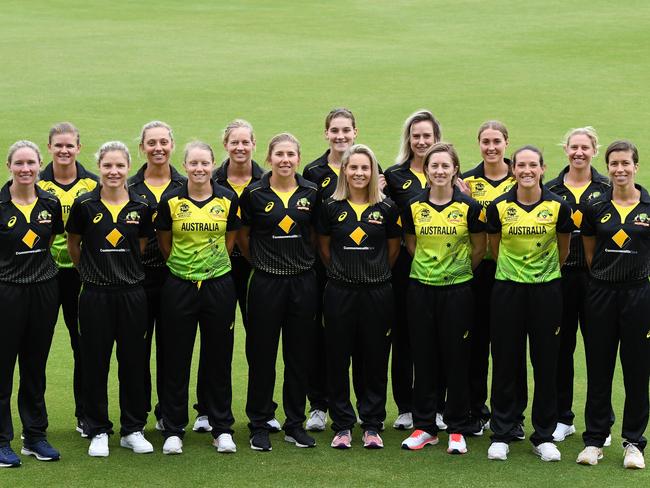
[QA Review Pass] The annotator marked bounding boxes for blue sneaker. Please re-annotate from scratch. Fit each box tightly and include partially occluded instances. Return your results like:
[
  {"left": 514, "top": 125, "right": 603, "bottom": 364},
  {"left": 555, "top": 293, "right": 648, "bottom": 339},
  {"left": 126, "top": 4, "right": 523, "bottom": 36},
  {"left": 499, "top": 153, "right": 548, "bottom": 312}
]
[
  {"left": 0, "top": 445, "right": 21, "bottom": 468},
  {"left": 21, "top": 439, "right": 60, "bottom": 462}
]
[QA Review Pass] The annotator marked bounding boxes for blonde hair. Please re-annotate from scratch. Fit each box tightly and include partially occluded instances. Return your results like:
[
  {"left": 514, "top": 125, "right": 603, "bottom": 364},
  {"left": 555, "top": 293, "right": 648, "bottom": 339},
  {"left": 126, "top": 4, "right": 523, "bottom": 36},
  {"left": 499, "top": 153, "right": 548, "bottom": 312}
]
[
  {"left": 184, "top": 140, "right": 215, "bottom": 163},
  {"left": 49, "top": 122, "right": 80, "bottom": 145},
  {"left": 265, "top": 133, "right": 300, "bottom": 163},
  {"left": 139, "top": 120, "right": 174, "bottom": 146},
  {"left": 222, "top": 119, "right": 255, "bottom": 145},
  {"left": 96, "top": 141, "right": 131, "bottom": 166},
  {"left": 7, "top": 140, "right": 42, "bottom": 164},
  {"left": 563, "top": 126, "right": 599, "bottom": 156},
  {"left": 395, "top": 109, "right": 442, "bottom": 164},
  {"left": 331, "top": 144, "right": 383, "bottom": 205}
]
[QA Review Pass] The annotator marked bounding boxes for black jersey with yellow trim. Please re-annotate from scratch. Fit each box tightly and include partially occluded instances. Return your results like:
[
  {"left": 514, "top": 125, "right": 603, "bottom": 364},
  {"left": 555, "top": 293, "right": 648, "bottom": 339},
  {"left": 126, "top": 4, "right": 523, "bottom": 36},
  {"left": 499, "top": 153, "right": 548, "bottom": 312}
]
[
  {"left": 240, "top": 172, "right": 318, "bottom": 275},
  {"left": 581, "top": 184, "right": 650, "bottom": 283},
  {"left": 128, "top": 163, "right": 186, "bottom": 269},
  {"left": 403, "top": 187, "right": 485, "bottom": 286},
  {"left": 0, "top": 182, "right": 64, "bottom": 284},
  {"left": 316, "top": 196, "right": 401, "bottom": 284},
  {"left": 486, "top": 185, "right": 574, "bottom": 283},
  {"left": 545, "top": 166, "right": 610, "bottom": 269},
  {"left": 212, "top": 158, "right": 265, "bottom": 191},
  {"left": 384, "top": 160, "right": 427, "bottom": 211},
  {"left": 66, "top": 186, "right": 154, "bottom": 286},
  {"left": 38, "top": 161, "right": 98, "bottom": 269},
  {"left": 155, "top": 181, "right": 241, "bottom": 281}
]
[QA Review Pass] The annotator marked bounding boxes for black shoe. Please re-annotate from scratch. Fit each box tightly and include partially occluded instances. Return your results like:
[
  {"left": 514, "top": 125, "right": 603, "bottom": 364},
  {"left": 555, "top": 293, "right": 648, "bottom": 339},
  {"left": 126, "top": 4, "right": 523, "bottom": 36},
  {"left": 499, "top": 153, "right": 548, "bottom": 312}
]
[
  {"left": 284, "top": 427, "right": 316, "bottom": 448},
  {"left": 467, "top": 417, "right": 487, "bottom": 437},
  {"left": 510, "top": 423, "right": 525, "bottom": 441},
  {"left": 250, "top": 431, "right": 272, "bottom": 451}
]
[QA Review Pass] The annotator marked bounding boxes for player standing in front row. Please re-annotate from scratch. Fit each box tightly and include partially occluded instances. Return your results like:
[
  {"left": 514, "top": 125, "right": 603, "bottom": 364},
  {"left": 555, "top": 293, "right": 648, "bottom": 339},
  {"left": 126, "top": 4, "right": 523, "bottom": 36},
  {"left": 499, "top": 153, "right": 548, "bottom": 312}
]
[
  {"left": 238, "top": 133, "right": 319, "bottom": 451},
  {"left": 577, "top": 140, "right": 650, "bottom": 469},
  {"left": 0, "top": 141, "right": 63, "bottom": 467},
  {"left": 486, "top": 146, "right": 573, "bottom": 462},
  {"left": 401, "top": 143, "right": 486, "bottom": 455},
  {"left": 317, "top": 144, "right": 401, "bottom": 449},
  {"left": 67, "top": 141, "right": 155, "bottom": 458},
  {"left": 38, "top": 122, "right": 98, "bottom": 437}
]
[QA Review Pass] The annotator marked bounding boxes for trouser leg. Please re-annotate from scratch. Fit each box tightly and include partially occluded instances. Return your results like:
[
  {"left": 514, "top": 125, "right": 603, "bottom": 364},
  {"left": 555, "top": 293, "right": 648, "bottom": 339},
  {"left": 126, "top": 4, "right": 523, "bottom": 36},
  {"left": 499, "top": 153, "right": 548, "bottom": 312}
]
[
  {"left": 142, "top": 266, "right": 167, "bottom": 419},
  {"left": 307, "top": 259, "right": 328, "bottom": 413},
  {"left": 391, "top": 247, "right": 413, "bottom": 414}
]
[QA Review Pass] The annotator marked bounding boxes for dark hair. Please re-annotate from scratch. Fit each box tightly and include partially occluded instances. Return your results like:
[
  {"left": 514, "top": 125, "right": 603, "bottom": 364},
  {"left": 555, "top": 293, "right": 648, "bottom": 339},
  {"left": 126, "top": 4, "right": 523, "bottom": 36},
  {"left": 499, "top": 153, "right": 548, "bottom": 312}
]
[
  {"left": 477, "top": 120, "right": 509, "bottom": 141},
  {"left": 423, "top": 142, "right": 461, "bottom": 187},
  {"left": 605, "top": 140, "right": 638, "bottom": 165},
  {"left": 511, "top": 145, "right": 544, "bottom": 166},
  {"left": 325, "top": 108, "right": 356, "bottom": 130}
]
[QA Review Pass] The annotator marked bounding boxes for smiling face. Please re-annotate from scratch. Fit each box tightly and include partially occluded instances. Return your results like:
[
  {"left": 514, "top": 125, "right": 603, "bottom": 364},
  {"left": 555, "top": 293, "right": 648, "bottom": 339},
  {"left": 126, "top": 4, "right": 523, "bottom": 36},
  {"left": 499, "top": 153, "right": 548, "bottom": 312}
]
[
  {"left": 225, "top": 127, "right": 255, "bottom": 166},
  {"left": 184, "top": 147, "right": 214, "bottom": 185},
  {"left": 479, "top": 128, "right": 508, "bottom": 165},
  {"left": 268, "top": 141, "right": 300, "bottom": 177},
  {"left": 607, "top": 150, "right": 637, "bottom": 188},
  {"left": 8, "top": 147, "right": 41, "bottom": 186},
  {"left": 141, "top": 127, "right": 174, "bottom": 166},
  {"left": 425, "top": 151, "right": 457, "bottom": 188},
  {"left": 410, "top": 120, "right": 436, "bottom": 161},
  {"left": 344, "top": 152, "right": 372, "bottom": 192},
  {"left": 325, "top": 116, "right": 357, "bottom": 156},
  {"left": 513, "top": 149, "right": 545, "bottom": 189},
  {"left": 48, "top": 132, "right": 81, "bottom": 168},
  {"left": 99, "top": 150, "right": 130, "bottom": 188},
  {"left": 565, "top": 133, "right": 596, "bottom": 170}
]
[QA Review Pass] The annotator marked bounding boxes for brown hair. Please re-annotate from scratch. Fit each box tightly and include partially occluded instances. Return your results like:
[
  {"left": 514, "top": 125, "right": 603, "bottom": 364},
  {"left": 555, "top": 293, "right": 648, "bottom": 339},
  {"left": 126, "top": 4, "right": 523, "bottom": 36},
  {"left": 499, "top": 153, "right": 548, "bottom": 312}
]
[
  {"left": 423, "top": 142, "right": 461, "bottom": 187},
  {"left": 49, "top": 122, "right": 80, "bottom": 145},
  {"left": 325, "top": 108, "right": 356, "bottom": 130},
  {"left": 605, "top": 140, "right": 638, "bottom": 165},
  {"left": 265, "top": 133, "right": 300, "bottom": 163},
  {"left": 477, "top": 120, "right": 509, "bottom": 141},
  {"left": 396, "top": 109, "right": 442, "bottom": 164}
]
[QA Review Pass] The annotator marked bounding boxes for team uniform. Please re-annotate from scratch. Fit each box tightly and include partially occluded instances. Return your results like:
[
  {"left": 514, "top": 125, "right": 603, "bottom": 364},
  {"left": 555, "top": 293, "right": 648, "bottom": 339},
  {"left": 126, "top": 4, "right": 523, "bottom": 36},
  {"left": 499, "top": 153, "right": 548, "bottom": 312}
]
[
  {"left": 317, "top": 196, "right": 401, "bottom": 433},
  {"left": 239, "top": 173, "right": 319, "bottom": 435},
  {"left": 581, "top": 185, "right": 650, "bottom": 450},
  {"left": 462, "top": 162, "right": 526, "bottom": 428},
  {"left": 128, "top": 164, "right": 186, "bottom": 420},
  {"left": 0, "top": 183, "right": 63, "bottom": 451},
  {"left": 155, "top": 181, "right": 240, "bottom": 440},
  {"left": 486, "top": 186, "right": 573, "bottom": 446},
  {"left": 37, "top": 161, "right": 97, "bottom": 426},
  {"left": 384, "top": 160, "right": 428, "bottom": 416},
  {"left": 402, "top": 187, "right": 485, "bottom": 436},
  {"left": 545, "top": 166, "right": 610, "bottom": 428},
  {"left": 66, "top": 187, "right": 153, "bottom": 438}
]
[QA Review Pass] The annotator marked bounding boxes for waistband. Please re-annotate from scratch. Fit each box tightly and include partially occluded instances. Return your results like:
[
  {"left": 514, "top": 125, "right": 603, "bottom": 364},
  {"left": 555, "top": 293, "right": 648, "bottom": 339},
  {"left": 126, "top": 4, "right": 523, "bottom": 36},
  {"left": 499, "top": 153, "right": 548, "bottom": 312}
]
[
  {"left": 327, "top": 278, "right": 391, "bottom": 290},
  {"left": 589, "top": 277, "right": 649, "bottom": 290}
]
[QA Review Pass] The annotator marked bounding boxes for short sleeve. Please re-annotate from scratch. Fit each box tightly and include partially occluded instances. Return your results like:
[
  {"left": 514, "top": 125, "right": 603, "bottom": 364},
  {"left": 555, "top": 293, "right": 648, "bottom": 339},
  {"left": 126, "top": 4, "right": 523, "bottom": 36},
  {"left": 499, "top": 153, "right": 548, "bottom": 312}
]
[
  {"left": 581, "top": 202, "right": 596, "bottom": 237},
  {"left": 316, "top": 200, "right": 332, "bottom": 236},
  {"left": 485, "top": 202, "right": 502, "bottom": 234},
  {"left": 226, "top": 194, "right": 242, "bottom": 232},
  {"left": 556, "top": 200, "right": 575, "bottom": 234},
  {"left": 384, "top": 200, "right": 403, "bottom": 239},
  {"left": 139, "top": 205, "right": 155, "bottom": 238},
  {"left": 468, "top": 200, "right": 486, "bottom": 234},
  {"left": 66, "top": 200, "right": 86, "bottom": 235},
  {"left": 154, "top": 197, "right": 172, "bottom": 231},
  {"left": 401, "top": 204, "right": 415, "bottom": 235}
]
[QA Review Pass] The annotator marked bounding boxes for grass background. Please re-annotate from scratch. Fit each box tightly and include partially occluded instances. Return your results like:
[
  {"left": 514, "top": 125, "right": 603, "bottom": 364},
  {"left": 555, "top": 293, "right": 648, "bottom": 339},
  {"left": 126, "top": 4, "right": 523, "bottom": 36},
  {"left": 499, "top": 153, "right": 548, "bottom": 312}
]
[{"left": 1, "top": 0, "right": 649, "bottom": 486}]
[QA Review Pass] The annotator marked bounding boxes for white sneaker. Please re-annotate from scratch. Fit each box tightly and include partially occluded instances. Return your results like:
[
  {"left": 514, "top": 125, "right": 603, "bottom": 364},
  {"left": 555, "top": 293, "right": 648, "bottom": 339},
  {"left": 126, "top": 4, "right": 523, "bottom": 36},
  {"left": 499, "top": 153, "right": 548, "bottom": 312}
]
[
  {"left": 604, "top": 434, "right": 612, "bottom": 447},
  {"left": 534, "top": 442, "right": 561, "bottom": 462},
  {"left": 305, "top": 410, "right": 327, "bottom": 432},
  {"left": 162, "top": 436, "right": 183, "bottom": 455},
  {"left": 576, "top": 446, "right": 603, "bottom": 465},
  {"left": 393, "top": 412, "right": 413, "bottom": 430},
  {"left": 88, "top": 433, "right": 109, "bottom": 457},
  {"left": 623, "top": 444, "right": 645, "bottom": 469},
  {"left": 436, "top": 412, "right": 447, "bottom": 431},
  {"left": 552, "top": 422, "right": 576, "bottom": 442},
  {"left": 155, "top": 419, "right": 164, "bottom": 431},
  {"left": 120, "top": 431, "right": 154, "bottom": 454},
  {"left": 401, "top": 430, "right": 438, "bottom": 450},
  {"left": 447, "top": 433, "right": 467, "bottom": 454},
  {"left": 213, "top": 433, "right": 237, "bottom": 453},
  {"left": 193, "top": 415, "right": 212, "bottom": 433},
  {"left": 488, "top": 442, "right": 509, "bottom": 460},
  {"left": 267, "top": 418, "right": 281, "bottom": 432}
]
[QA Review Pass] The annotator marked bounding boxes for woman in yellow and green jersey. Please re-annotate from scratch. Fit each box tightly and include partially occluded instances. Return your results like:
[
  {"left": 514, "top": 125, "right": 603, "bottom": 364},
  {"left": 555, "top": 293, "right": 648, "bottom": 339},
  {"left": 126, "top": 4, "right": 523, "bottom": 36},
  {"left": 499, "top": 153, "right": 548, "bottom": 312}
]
[
  {"left": 37, "top": 122, "right": 97, "bottom": 436},
  {"left": 486, "top": 146, "right": 573, "bottom": 463},
  {"left": 400, "top": 143, "right": 486, "bottom": 455},
  {"left": 155, "top": 141, "right": 240, "bottom": 455}
]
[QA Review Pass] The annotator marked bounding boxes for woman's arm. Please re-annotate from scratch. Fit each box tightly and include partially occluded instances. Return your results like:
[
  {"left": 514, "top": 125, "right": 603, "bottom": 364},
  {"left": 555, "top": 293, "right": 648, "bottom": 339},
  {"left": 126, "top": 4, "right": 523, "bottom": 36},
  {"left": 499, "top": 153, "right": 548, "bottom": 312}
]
[
  {"left": 404, "top": 233, "right": 416, "bottom": 257},
  {"left": 318, "top": 234, "right": 331, "bottom": 267},
  {"left": 557, "top": 232, "right": 571, "bottom": 267},
  {"left": 67, "top": 233, "right": 82, "bottom": 267},
  {"left": 470, "top": 232, "right": 487, "bottom": 270},
  {"left": 156, "top": 230, "right": 172, "bottom": 261},
  {"left": 582, "top": 235, "right": 596, "bottom": 270},
  {"left": 387, "top": 237, "right": 400, "bottom": 268},
  {"left": 226, "top": 230, "right": 237, "bottom": 255},
  {"left": 237, "top": 226, "right": 251, "bottom": 262},
  {"left": 489, "top": 232, "right": 501, "bottom": 261}
]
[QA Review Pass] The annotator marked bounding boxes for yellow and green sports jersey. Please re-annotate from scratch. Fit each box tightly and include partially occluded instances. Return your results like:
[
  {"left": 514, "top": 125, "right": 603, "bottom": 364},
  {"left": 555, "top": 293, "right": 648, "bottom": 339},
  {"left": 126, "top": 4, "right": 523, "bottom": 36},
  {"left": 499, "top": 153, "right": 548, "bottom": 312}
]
[
  {"left": 486, "top": 186, "right": 574, "bottom": 283},
  {"left": 38, "top": 161, "right": 98, "bottom": 268},
  {"left": 155, "top": 182, "right": 241, "bottom": 281},
  {"left": 402, "top": 187, "right": 486, "bottom": 286}
]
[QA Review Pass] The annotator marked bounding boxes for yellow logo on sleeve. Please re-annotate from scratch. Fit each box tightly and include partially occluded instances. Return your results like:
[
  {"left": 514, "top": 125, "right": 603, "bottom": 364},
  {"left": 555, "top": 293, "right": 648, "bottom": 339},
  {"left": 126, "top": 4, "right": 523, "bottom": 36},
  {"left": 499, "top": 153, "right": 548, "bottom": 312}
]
[
  {"left": 322, "top": 177, "right": 331, "bottom": 188},
  {"left": 265, "top": 202, "right": 275, "bottom": 213},
  {"left": 402, "top": 180, "right": 412, "bottom": 190},
  {"left": 93, "top": 213, "right": 104, "bottom": 224},
  {"left": 8, "top": 216, "right": 17, "bottom": 228},
  {"left": 338, "top": 211, "right": 347, "bottom": 222},
  {"left": 601, "top": 213, "right": 611, "bottom": 223}
]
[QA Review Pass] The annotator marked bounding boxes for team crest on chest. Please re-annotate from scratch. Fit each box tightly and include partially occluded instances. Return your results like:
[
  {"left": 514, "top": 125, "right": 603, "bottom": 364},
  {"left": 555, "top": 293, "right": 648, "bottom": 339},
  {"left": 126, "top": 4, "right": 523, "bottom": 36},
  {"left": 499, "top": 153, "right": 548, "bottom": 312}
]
[
  {"left": 634, "top": 213, "right": 650, "bottom": 227},
  {"left": 37, "top": 210, "right": 52, "bottom": 224},
  {"left": 471, "top": 181, "right": 486, "bottom": 196},
  {"left": 76, "top": 188, "right": 89, "bottom": 198},
  {"left": 176, "top": 202, "right": 192, "bottom": 219},
  {"left": 296, "top": 197, "right": 311, "bottom": 211},
  {"left": 125, "top": 211, "right": 140, "bottom": 224},
  {"left": 447, "top": 209, "right": 464, "bottom": 224},
  {"left": 367, "top": 211, "right": 384, "bottom": 225},
  {"left": 209, "top": 203, "right": 225, "bottom": 218},
  {"left": 504, "top": 206, "right": 519, "bottom": 223},
  {"left": 414, "top": 207, "right": 432, "bottom": 224},
  {"left": 536, "top": 208, "right": 554, "bottom": 223}
]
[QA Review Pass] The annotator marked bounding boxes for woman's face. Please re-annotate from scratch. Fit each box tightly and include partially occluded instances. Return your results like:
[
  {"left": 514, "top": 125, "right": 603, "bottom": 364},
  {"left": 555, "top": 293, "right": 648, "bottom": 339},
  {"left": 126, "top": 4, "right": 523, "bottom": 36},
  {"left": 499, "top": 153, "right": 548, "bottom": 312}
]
[
  {"left": 479, "top": 128, "right": 508, "bottom": 165},
  {"left": 225, "top": 127, "right": 255, "bottom": 165},
  {"left": 325, "top": 117, "right": 357, "bottom": 155},
  {"left": 8, "top": 147, "right": 40, "bottom": 186},
  {"left": 426, "top": 151, "right": 456, "bottom": 188},
  {"left": 99, "top": 150, "right": 130, "bottom": 189},
  {"left": 565, "top": 134, "right": 596, "bottom": 171},
  {"left": 409, "top": 120, "right": 436, "bottom": 161},
  {"left": 513, "top": 150, "right": 545, "bottom": 189},
  {"left": 607, "top": 150, "right": 637, "bottom": 188},
  {"left": 268, "top": 141, "right": 300, "bottom": 177},
  {"left": 184, "top": 148, "right": 214, "bottom": 185},
  {"left": 48, "top": 133, "right": 80, "bottom": 167},
  {"left": 141, "top": 127, "right": 174, "bottom": 166},
  {"left": 344, "top": 152, "right": 372, "bottom": 192}
]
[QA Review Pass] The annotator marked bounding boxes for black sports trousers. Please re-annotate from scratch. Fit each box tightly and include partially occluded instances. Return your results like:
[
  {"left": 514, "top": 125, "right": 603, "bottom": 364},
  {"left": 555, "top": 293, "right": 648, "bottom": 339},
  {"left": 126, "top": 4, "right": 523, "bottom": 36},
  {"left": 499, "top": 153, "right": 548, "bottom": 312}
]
[
  {"left": 323, "top": 280, "right": 392, "bottom": 432},
  {"left": 490, "top": 279, "right": 562, "bottom": 446},
  {"left": 78, "top": 284, "right": 147, "bottom": 437},
  {"left": 245, "top": 269, "right": 317, "bottom": 433},
  {"left": 582, "top": 279, "right": 650, "bottom": 450},
  {"left": 408, "top": 280, "right": 473, "bottom": 435},
  {"left": 142, "top": 265, "right": 167, "bottom": 420},
  {"left": 161, "top": 273, "right": 236, "bottom": 438},
  {"left": 0, "top": 279, "right": 58, "bottom": 445}
]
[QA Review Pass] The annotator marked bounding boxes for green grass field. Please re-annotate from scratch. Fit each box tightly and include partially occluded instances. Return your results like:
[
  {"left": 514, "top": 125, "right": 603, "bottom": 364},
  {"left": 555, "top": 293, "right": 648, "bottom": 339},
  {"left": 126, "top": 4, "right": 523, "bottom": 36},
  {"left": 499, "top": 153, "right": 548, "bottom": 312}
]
[{"left": 2, "top": 0, "right": 650, "bottom": 486}]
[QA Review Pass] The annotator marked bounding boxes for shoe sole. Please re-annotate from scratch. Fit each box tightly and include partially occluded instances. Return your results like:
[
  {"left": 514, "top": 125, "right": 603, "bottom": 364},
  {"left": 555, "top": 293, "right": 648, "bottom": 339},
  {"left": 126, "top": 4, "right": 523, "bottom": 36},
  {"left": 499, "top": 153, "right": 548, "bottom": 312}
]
[
  {"left": 88, "top": 450, "right": 109, "bottom": 457},
  {"left": 162, "top": 448, "right": 183, "bottom": 455},
  {"left": 305, "top": 424, "right": 326, "bottom": 432},
  {"left": 331, "top": 442, "right": 351, "bottom": 449},
  {"left": 447, "top": 447, "right": 467, "bottom": 455},
  {"left": 624, "top": 462, "right": 645, "bottom": 469},
  {"left": 249, "top": 440, "right": 272, "bottom": 451},
  {"left": 120, "top": 440, "right": 154, "bottom": 454},
  {"left": 577, "top": 455, "right": 602, "bottom": 465},
  {"left": 534, "top": 450, "right": 561, "bottom": 462},
  {"left": 401, "top": 439, "right": 438, "bottom": 450},
  {"left": 0, "top": 462, "right": 21, "bottom": 468},
  {"left": 488, "top": 453, "right": 507, "bottom": 460},
  {"left": 216, "top": 446, "right": 236, "bottom": 453},
  {"left": 393, "top": 424, "right": 414, "bottom": 430},
  {"left": 284, "top": 436, "right": 315, "bottom": 448},
  {"left": 76, "top": 426, "right": 88, "bottom": 438},
  {"left": 20, "top": 448, "right": 59, "bottom": 462}
]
